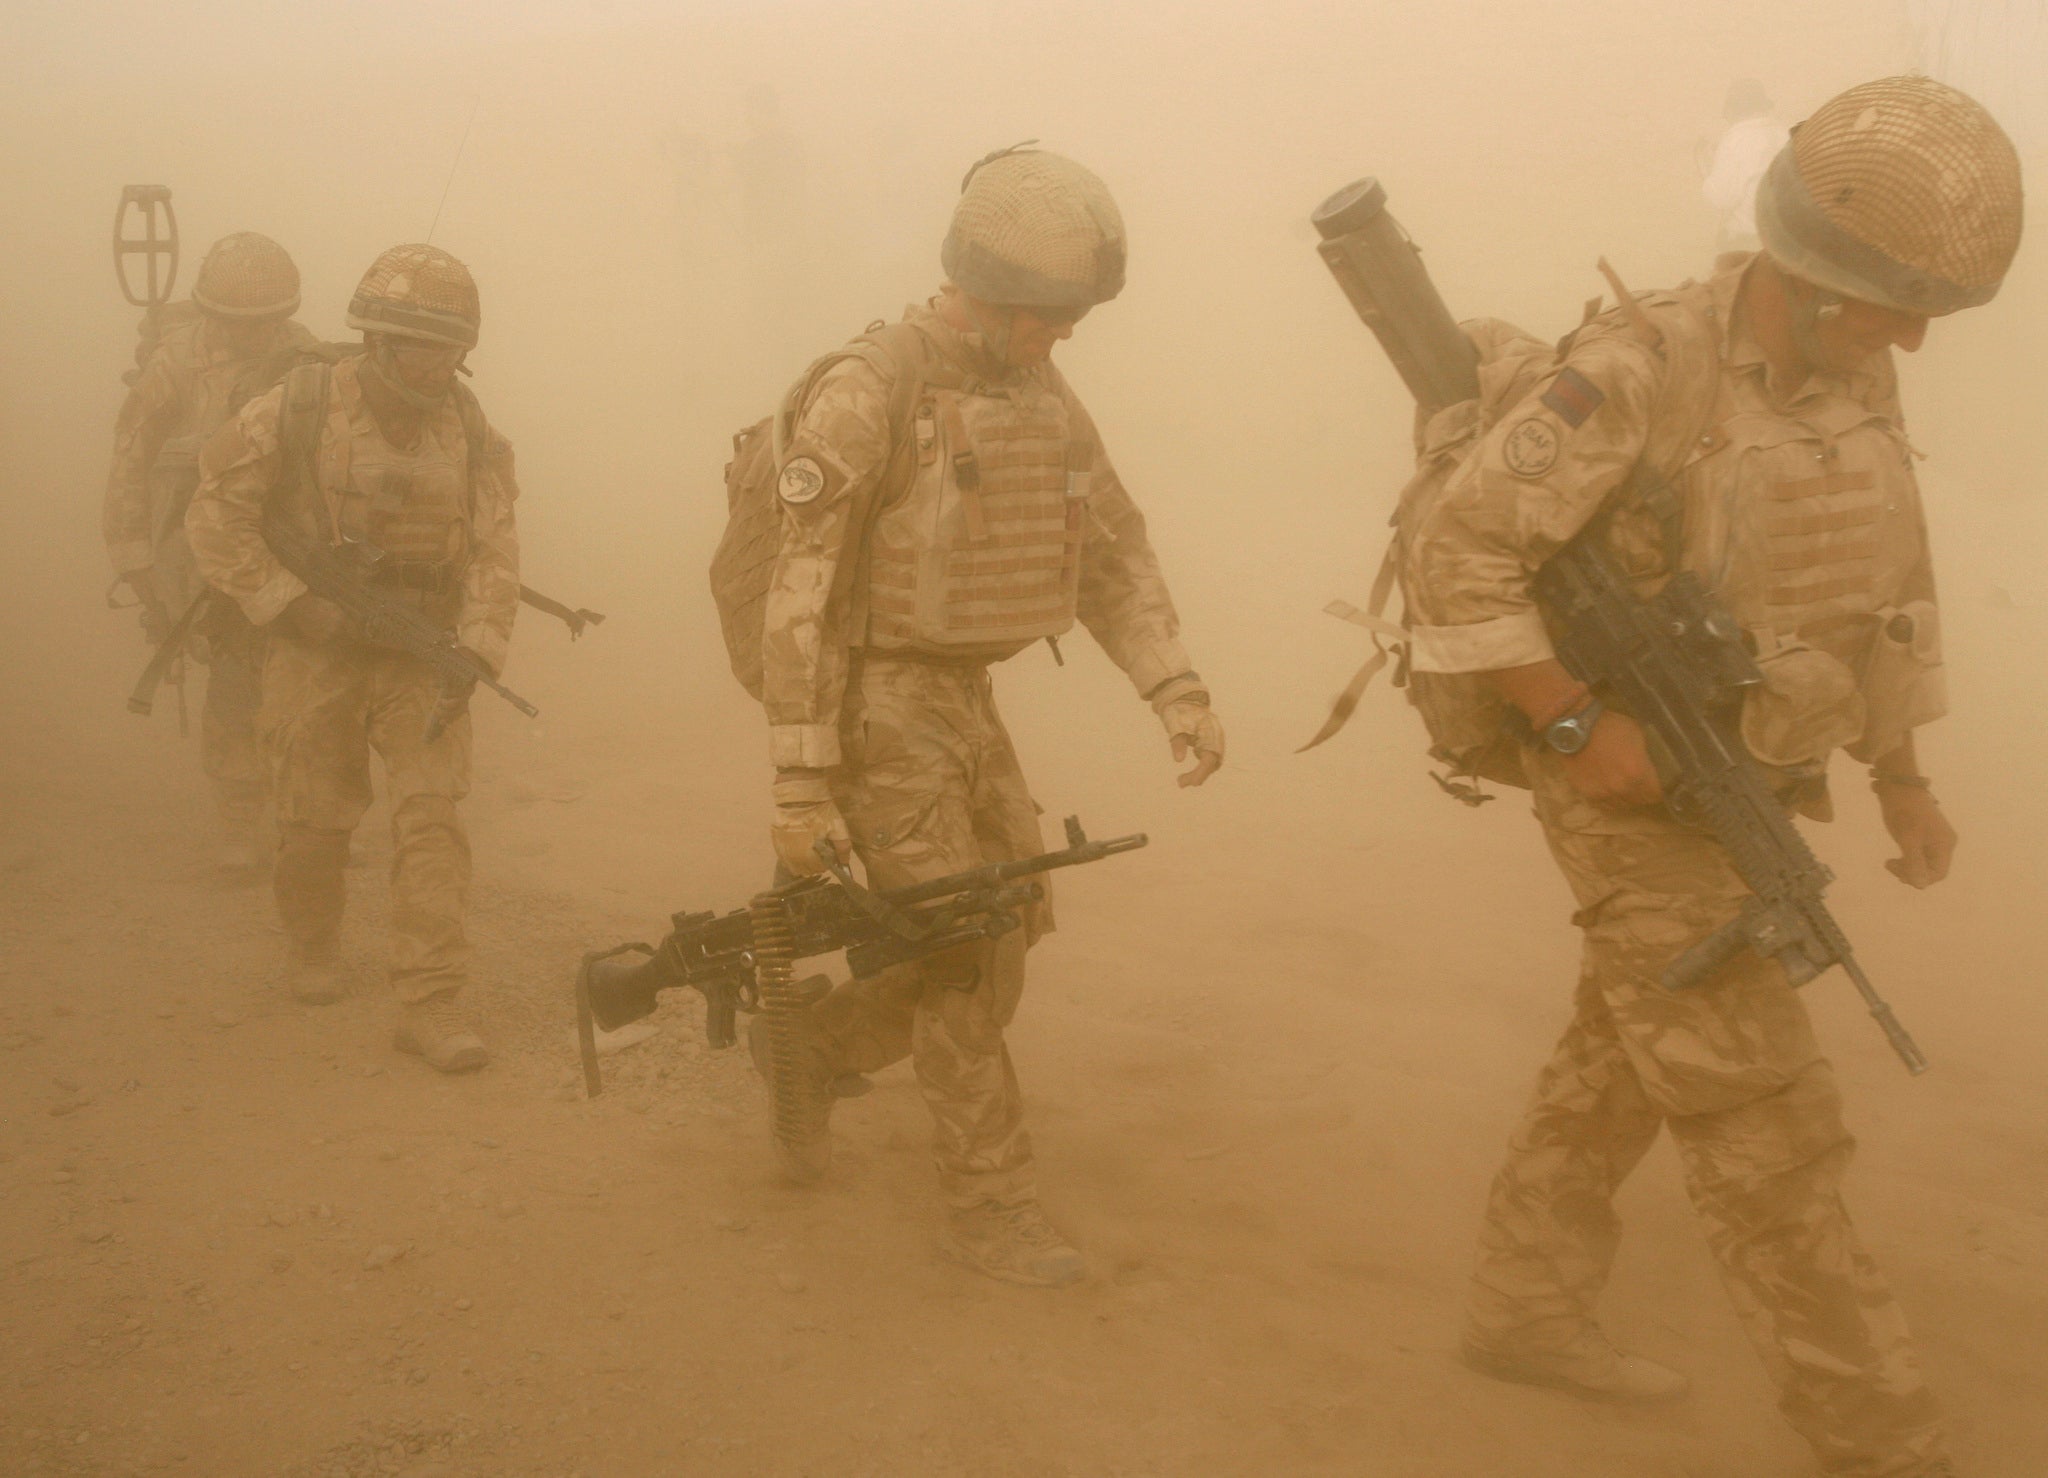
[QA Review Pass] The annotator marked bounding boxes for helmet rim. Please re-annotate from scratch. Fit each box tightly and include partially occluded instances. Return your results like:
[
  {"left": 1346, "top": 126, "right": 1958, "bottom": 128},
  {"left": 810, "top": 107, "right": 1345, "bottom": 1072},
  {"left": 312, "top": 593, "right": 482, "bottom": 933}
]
[{"left": 1756, "top": 145, "right": 2001, "bottom": 316}]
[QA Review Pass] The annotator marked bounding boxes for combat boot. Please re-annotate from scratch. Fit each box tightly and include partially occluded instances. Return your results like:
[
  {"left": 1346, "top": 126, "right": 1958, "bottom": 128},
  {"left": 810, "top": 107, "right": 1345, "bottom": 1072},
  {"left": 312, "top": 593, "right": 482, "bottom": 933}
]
[
  {"left": 1460, "top": 1332, "right": 1690, "bottom": 1404},
  {"left": 285, "top": 950, "right": 349, "bottom": 1006},
  {"left": 392, "top": 995, "right": 489, "bottom": 1074},
  {"left": 938, "top": 1199, "right": 1086, "bottom": 1288}
]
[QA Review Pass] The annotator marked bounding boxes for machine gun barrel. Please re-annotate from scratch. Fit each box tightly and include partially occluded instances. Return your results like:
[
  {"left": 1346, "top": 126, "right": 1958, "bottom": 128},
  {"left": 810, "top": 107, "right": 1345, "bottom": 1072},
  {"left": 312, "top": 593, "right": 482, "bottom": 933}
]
[{"left": 885, "top": 819, "right": 1147, "bottom": 907}]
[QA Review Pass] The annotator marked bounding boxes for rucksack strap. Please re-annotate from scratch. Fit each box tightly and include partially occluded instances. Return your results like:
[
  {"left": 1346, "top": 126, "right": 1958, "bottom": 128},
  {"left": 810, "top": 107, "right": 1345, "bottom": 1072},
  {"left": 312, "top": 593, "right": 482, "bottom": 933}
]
[
  {"left": 788, "top": 318, "right": 931, "bottom": 644},
  {"left": 275, "top": 361, "right": 336, "bottom": 543}
]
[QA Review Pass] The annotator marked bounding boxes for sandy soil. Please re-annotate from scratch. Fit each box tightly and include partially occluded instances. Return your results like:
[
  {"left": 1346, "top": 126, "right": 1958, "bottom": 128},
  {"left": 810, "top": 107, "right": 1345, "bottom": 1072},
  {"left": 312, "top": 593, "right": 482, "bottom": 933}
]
[{"left": 2, "top": 475, "right": 2045, "bottom": 1478}]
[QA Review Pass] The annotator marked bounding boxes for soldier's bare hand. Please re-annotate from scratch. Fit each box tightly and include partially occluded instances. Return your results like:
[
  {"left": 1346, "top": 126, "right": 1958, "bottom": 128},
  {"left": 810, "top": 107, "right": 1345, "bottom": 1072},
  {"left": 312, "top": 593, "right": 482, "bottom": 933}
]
[
  {"left": 1561, "top": 711, "right": 1664, "bottom": 807},
  {"left": 1878, "top": 786, "right": 1955, "bottom": 888},
  {"left": 280, "top": 592, "right": 351, "bottom": 645}
]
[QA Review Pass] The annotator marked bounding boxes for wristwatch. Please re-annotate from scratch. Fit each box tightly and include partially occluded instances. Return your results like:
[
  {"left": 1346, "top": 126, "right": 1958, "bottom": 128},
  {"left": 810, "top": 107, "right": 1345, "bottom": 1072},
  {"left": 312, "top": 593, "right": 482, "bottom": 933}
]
[{"left": 1542, "top": 697, "right": 1606, "bottom": 756}]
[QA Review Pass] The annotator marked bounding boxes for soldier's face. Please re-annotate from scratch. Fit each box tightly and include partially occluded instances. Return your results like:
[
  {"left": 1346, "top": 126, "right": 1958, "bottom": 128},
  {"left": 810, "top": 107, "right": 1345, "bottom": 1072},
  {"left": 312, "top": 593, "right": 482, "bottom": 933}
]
[
  {"left": 1811, "top": 297, "right": 1929, "bottom": 370},
  {"left": 1001, "top": 305, "right": 1088, "bottom": 365},
  {"left": 382, "top": 339, "right": 467, "bottom": 398},
  {"left": 215, "top": 314, "right": 287, "bottom": 355}
]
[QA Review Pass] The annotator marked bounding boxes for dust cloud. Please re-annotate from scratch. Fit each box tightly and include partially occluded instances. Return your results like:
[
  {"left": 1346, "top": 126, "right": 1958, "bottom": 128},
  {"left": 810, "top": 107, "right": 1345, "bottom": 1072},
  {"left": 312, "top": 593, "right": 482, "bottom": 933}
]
[{"left": 1, "top": 1, "right": 2045, "bottom": 1474}]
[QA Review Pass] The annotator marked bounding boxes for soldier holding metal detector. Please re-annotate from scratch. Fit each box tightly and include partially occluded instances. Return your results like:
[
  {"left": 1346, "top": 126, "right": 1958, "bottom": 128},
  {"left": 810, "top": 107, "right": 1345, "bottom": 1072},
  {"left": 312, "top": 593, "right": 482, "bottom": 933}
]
[
  {"left": 106, "top": 192, "right": 318, "bottom": 870},
  {"left": 1311, "top": 77, "right": 2016, "bottom": 1476}
]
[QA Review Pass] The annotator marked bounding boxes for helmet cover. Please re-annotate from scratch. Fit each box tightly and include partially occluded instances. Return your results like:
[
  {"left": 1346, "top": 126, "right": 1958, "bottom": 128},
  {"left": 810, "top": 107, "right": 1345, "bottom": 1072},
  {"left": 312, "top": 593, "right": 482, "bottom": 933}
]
[
  {"left": 941, "top": 147, "right": 1127, "bottom": 310},
  {"left": 346, "top": 243, "right": 481, "bottom": 348},
  {"left": 191, "top": 232, "right": 300, "bottom": 318},
  {"left": 1757, "top": 75, "right": 2023, "bottom": 315}
]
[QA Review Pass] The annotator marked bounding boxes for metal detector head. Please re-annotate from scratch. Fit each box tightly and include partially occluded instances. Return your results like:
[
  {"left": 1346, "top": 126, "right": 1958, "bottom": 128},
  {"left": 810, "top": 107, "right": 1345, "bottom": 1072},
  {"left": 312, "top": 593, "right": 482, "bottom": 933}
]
[{"left": 113, "top": 185, "right": 180, "bottom": 307}]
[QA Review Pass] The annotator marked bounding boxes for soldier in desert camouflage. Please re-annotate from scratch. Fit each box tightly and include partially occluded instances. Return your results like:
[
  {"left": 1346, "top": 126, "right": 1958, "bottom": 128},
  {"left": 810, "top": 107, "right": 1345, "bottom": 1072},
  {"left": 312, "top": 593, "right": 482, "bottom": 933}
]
[
  {"left": 105, "top": 232, "right": 316, "bottom": 870},
  {"left": 187, "top": 244, "right": 520, "bottom": 1073},
  {"left": 1402, "top": 79, "right": 2019, "bottom": 1476},
  {"left": 757, "top": 147, "right": 1226, "bottom": 1285}
]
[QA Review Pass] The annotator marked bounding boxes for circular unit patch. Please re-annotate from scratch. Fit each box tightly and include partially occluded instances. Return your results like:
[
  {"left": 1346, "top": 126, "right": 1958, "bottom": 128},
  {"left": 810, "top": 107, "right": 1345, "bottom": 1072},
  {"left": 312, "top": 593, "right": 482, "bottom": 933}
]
[
  {"left": 1502, "top": 418, "right": 1561, "bottom": 479},
  {"left": 778, "top": 456, "right": 827, "bottom": 505}
]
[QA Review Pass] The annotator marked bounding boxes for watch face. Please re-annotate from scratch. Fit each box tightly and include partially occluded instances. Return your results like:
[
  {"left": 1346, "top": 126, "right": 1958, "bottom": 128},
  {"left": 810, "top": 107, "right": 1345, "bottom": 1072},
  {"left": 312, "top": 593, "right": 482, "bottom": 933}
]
[{"left": 1545, "top": 708, "right": 1598, "bottom": 755}]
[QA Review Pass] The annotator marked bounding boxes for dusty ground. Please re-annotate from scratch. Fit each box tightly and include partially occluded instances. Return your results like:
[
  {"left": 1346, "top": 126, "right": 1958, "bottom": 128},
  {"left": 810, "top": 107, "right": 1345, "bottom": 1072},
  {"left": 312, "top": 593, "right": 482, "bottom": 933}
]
[{"left": 2, "top": 473, "right": 2046, "bottom": 1478}]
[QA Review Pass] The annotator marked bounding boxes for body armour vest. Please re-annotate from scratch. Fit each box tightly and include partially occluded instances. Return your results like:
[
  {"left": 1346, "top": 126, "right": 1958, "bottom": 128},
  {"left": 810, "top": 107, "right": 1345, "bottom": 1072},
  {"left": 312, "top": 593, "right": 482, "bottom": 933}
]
[
  {"left": 864, "top": 368, "right": 1093, "bottom": 659},
  {"left": 1580, "top": 266, "right": 1937, "bottom": 775},
  {"left": 1676, "top": 352, "right": 1935, "bottom": 768},
  {"left": 314, "top": 364, "right": 474, "bottom": 622}
]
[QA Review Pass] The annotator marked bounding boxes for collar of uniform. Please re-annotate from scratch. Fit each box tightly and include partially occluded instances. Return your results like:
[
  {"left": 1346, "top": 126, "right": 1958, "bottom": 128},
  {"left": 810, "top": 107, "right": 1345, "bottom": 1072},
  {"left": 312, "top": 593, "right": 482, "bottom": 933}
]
[
  {"left": 334, "top": 352, "right": 369, "bottom": 419},
  {"left": 1710, "top": 252, "right": 1767, "bottom": 375},
  {"left": 907, "top": 296, "right": 1028, "bottom": 388},
  {"left": 1714, "top": 249, "right": 1900, "bottom": 415}
]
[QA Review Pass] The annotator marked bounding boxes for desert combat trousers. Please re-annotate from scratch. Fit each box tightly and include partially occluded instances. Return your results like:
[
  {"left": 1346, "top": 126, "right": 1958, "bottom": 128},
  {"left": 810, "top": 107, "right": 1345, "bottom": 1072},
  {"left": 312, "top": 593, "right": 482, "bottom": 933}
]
[
  {"left": 258, "top": 632, "right": 474, "bottom": 1004},
  {"left": 809, "top": 655, "right": 1049, "bottom": 1210},
  {"left": 198, "top": 602, "right": 265, "bottom": 833},
  {"left": 1467, "top": 746, "right": 1942, "bottom": 1477}
]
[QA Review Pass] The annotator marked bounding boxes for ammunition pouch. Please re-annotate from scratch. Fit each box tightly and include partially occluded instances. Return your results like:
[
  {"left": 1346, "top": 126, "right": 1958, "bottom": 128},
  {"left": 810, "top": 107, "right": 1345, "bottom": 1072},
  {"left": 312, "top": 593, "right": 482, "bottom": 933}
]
[{"left": 1739, "top": 639, "right": 1864, "bottom": 769}]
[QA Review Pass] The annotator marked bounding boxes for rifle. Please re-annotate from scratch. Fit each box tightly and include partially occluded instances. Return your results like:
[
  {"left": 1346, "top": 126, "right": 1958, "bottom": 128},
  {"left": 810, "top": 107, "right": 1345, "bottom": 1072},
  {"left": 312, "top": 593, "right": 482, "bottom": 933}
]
[
  {"left": 574, "top": 815, "right": 1148, "bottom": 1103},
  {"left": 260, "top": 498, "right": 538, "bottom": 743},
  {"left": 1313, "top": 175, "right": 1927, "bottom": 1073},
  {"left": 1536, "top": 542, "right": 1927, "bottom": 1073}
]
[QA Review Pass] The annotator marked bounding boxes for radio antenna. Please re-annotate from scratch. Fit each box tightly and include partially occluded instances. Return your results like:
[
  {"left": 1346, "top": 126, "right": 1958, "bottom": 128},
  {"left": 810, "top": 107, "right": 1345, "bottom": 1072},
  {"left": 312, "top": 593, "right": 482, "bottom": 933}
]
[{"left": 426, "top": 95, "right": 480, "bottom": 243}]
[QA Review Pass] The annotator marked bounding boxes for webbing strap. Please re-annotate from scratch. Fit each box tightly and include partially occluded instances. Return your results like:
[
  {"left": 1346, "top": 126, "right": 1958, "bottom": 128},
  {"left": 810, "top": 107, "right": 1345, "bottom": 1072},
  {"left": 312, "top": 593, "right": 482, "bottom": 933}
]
[
  {"left": 126, "top": 587, "right": 217, "bottom": 717},
  {"left": 826, "top": 321, "right": 931, "bottom": 643},
  {"left": 1298, "top": 547, "right": 1410, "bottom": 753}
]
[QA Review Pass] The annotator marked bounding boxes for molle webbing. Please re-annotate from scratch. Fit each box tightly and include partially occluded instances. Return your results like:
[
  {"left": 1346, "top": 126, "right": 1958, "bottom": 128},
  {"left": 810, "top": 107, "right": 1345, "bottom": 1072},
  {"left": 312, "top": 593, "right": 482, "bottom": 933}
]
[{"left": 865, "top": 383, "right": 1088, "bottom": 647}]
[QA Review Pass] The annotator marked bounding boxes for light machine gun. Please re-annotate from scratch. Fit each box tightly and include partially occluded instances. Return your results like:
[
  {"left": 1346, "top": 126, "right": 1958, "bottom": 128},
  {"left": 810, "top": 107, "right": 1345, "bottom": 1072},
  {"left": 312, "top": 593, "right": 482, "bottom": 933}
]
[
  {"left": 573, "top": 818, "right": 1148, "bottom": 1154},
  {"left": 1312, "top": 175, "right": 1928, "bottom": 1074}
]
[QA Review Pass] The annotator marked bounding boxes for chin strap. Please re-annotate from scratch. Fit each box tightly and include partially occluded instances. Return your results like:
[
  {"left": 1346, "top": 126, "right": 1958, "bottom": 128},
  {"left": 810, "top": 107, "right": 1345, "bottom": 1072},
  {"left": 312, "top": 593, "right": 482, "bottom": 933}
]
[
  {"left": 963, "top": 298, "right": 1017, "bottom": 367},
  {"left": 1783, "top": 277, "right": 1844, "bottom": 372}
]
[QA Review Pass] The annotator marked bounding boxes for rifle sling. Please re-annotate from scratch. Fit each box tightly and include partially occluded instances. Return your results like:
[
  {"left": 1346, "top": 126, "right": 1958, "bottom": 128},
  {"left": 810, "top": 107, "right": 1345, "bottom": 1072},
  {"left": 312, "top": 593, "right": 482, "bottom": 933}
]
[{"left": 126, "top": 587, "right": 218, "bottom": 716}]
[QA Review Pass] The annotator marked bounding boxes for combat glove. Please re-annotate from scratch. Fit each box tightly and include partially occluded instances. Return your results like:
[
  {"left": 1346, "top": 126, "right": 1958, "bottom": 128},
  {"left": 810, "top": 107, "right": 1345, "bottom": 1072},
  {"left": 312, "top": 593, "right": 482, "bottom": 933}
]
[
  {"left": 771, "top": 769, "right": 852, "bottom": 875},
  {"left": 1151, "top": 673, "right": 1225, "bottom": 788}
]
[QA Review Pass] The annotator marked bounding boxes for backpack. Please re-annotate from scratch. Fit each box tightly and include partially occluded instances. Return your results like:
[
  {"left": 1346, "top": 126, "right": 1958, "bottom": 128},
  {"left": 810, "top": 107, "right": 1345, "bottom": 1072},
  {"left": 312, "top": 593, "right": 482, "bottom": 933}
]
[
  {"left": 124, "top": 299, "right": 203, "bottom": 388},
  {"left": 711, "top": 320, "right": 930, "bottom": 700},
  {"left": 1306, "top": 268, "right": 1722, "bottom": 800}
]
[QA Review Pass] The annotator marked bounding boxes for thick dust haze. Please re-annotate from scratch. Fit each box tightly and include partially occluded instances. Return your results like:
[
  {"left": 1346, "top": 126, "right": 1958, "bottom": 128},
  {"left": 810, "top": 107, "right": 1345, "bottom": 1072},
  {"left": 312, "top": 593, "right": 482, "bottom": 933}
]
[{"left": 2, "top": 2, "right": 2044, "bottom": 1473}]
